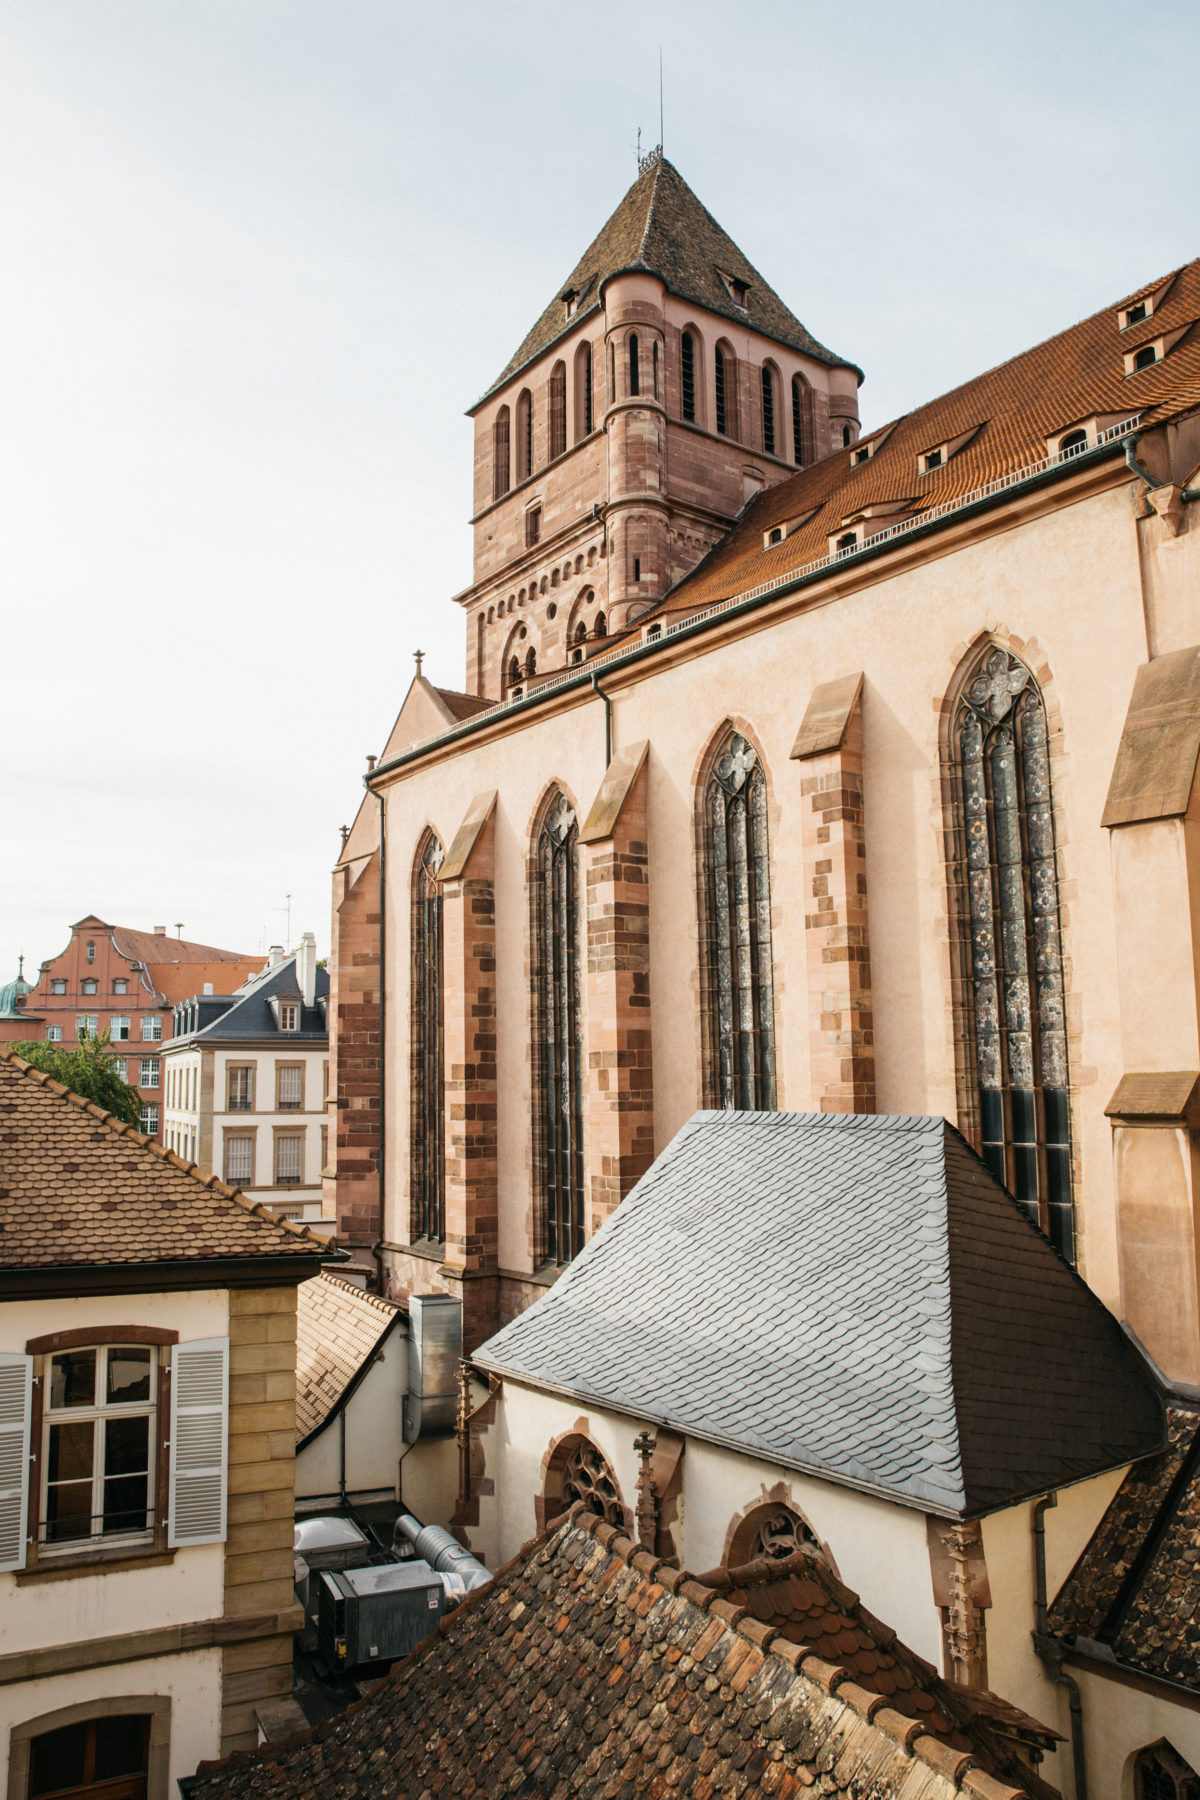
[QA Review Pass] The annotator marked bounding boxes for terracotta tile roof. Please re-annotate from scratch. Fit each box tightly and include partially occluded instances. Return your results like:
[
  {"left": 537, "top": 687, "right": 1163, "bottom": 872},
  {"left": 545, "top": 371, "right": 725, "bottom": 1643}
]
[
  {"left": 638, "top": 256, "right": 1200, "bottom": 620},
  {"left": 147, "top": 958, "right": 264, "bottom": 1005},
  {"left": 477, "top": 1112, "right": 1163, "bottom": 1518},
  {"left": 186, "top": 1509, "right": 1040, "bottom": 1800},
  {"left": 699, "top": 1553, "right": 1057, "bottom": 1793},
  {"left": 295, "top": 1271, "right": 401, "bottom": 1445},
  {"left": 109, "top": 925, "right": 258, "bottom": 965},
  {"left": 1047, "top": 1399, "right": 1200, "bottom": 1692},
  {"left": 435, "top": 686, "right": 493, "bottom": 723},
  {"left": 0, "top": 1047, "right": 332, "bottom": 1272},
  {"left": 480, "top": 157, "right": 857, "bottom": 403}
]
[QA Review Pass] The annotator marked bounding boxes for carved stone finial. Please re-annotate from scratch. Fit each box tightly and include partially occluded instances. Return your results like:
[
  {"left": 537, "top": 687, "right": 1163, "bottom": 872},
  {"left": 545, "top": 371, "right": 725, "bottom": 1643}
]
[
  {"left": 633, "top": 1430, "right": 658, "bottom": 1551},
  {"left": 414, "top": 648, "right": 425, "bottom": 676},
  {"left": 339, "top": 824, "right": 350, "bottom": 850}
]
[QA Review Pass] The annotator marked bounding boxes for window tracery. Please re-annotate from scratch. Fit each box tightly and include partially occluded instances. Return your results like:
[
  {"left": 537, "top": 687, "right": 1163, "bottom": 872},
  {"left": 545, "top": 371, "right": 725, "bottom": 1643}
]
[
  {"left": 534, "top": 794, "right": 584, "bottom": 1264},
  {"left": 791, "top": 374, "right": 815, "bottom": 466},
  {"left": 748, "top": 1506, "right": 819, "bottom": 1562},
  {"left": 955, "top": 647, "right": 1073, "bottom": 1255},
  {"left": 411, "top": 832, "right": 445, "bottom": 1243},
  {"left": 560, "top": 1439, "right": 623, "bottom": 1524},
  {"left": 1136, "top": 1743, "right": 1200, "bottom": 1800},
  {"left": 549, "top": 361, "right": 566, "bottom": 461},
  {"left": 702, "top": 732, "right": 776, "bottom": 1110}
]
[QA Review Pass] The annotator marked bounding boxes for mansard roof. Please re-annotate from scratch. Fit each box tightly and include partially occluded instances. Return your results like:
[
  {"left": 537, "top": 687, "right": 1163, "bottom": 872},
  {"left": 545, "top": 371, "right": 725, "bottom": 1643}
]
[
  {"left": 476, "top": 1111, "right": 1163, "bottom": 1518},
  {"left": 170, "top": 958, "right": 329, "bottom": 1048},
  {"left": 649, "top": 256, "right": 1200, "bottom": 619},
  {"left": 184, "top": 1511, "right": 1034, "bottom": 1800},
  {"left": 479, "top": 156, "right": 859, "bottom": 404}
]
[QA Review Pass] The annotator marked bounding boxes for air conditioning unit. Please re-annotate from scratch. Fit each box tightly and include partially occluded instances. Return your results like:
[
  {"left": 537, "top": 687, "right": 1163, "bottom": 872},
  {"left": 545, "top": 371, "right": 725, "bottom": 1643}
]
[{"left": 317, "top": 1561, "right": 444, "bottom": 1670}]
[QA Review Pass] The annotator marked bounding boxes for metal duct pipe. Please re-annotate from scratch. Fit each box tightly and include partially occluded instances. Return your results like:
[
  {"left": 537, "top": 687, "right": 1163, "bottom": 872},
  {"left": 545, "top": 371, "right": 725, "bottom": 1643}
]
[{"left": 393, "top": 1514, "right": 491, "bottom": 1590}]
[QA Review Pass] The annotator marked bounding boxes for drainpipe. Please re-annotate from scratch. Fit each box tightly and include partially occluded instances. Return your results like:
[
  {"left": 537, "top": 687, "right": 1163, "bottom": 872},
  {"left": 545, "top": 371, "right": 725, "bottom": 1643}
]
[
  {"left": 1123, "top": 436, "right": 1159, "bottom": 490},
  {"left": 591, "top": 671, "right": 613, "bottom": 767},
  {"left": 1032, "top": 1492, "right": 1088, "bottom": 1799},
  {"left": 369, "top": 776, "right": 387, "bottom": 1295}
]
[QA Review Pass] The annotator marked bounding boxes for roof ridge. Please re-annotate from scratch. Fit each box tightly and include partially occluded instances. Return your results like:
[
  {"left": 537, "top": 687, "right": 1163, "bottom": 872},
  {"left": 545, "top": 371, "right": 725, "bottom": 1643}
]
[
  {"left": 0, "top": 1045, "right": 329, "bottom": 1255},
  {"left": 634, "top": 155, "right": 664, "bottom": 266},
  {"left": 571, "top": 1510, "right": 1030, "bottom": 1796}
]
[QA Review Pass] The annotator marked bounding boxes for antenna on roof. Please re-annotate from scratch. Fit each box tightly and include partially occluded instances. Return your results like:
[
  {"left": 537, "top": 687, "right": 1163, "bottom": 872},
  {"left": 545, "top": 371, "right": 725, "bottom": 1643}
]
[
  {"left": 174, "top": 923, "right": 183, "bottom": 938},
  {"left": 659, "top": 45, "right": 664, "bottom": 153}
]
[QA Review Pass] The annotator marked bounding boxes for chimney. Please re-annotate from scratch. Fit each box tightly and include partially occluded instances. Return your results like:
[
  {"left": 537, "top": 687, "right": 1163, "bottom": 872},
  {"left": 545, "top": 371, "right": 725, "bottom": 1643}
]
[
  {"left": 154, "top": 926, "right": 166, "bottom": 936},
  {"left": 268, "top": 944, "right": 284, "bottom": 969},
  {"left": 296, "top": 931, "right": 317, "bottom": 1008}
]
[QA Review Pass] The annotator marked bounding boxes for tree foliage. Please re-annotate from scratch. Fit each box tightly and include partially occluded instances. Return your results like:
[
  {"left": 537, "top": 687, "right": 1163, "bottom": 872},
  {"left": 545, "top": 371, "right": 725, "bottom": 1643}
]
[{"left": 12, "top": 1029, "right": 144, "bottom": 1127}]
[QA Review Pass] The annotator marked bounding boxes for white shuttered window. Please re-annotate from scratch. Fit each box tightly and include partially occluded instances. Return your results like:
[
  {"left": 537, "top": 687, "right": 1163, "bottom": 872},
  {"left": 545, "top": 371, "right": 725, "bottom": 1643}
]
[
  {"left": 168, "top": 1337, "right": 229, "bottom": 1547},
  {"left": 0, "top": 1354, "right": 33, "bottom": 1572}
]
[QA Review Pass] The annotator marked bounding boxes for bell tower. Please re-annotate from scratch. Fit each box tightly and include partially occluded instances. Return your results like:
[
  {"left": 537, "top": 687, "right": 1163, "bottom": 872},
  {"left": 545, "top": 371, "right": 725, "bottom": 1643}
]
[{"left": 457, "top": 153, "right": 862, "bottom": 699}]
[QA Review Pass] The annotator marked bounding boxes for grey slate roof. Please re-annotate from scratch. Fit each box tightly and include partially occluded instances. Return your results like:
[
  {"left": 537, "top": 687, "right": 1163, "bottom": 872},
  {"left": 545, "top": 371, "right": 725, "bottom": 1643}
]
[
  {"left": 479, "top": 158, "right": 859, "bottom": 404},
  {"left": 172, "top": 960, "right": 329, "bottom": 1047},
  {"left": 476, "top": 1111, "right": 1163, "bottom": 1518}
]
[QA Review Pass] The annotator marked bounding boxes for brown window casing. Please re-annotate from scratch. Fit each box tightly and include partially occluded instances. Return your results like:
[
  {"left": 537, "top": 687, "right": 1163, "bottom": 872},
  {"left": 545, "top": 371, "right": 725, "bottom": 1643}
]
[
  {"left": 226, "top": 1062, "right": 256, "bottom": 1112},
  {"left": 275, "top": 1063, "right": 305, "bottom": 1112}
]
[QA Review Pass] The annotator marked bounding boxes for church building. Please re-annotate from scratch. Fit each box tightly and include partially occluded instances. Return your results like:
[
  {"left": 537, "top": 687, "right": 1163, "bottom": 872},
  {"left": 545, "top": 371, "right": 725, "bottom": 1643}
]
[{"left": 326, "top": 155, "right": 1200, "bottom": 1795}]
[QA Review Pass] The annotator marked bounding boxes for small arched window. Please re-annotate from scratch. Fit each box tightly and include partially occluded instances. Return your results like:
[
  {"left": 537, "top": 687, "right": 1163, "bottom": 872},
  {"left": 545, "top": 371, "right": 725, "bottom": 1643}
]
[
  {"left": 628, "top": 333, "right": 640, "bottom": 397},
  {"left": 411, "top": 832, "right": 445, "bottom": 1243},
  {"left": 594, "top": 611, "right": 606, "bottom": 638},
  {"left": 533, "top": 793, "right": 584, "bottom": 1265},
  {"left": 543, "top": 1433, "right": 624, "bottom": 1530},
  {"left": 573, "top": 619, "right": 587, "bottom": 645},
  {"left": 1134, "top": 1743, "right": 1200, "bottom": 1800},
  {"left": 681, "top": 330, "right": 697, "bottom": 422},
  {"left": 727, "top": 1502, "right": 822, "bottom": 1567},
  {"left": 953, "top": 646, "right": 1073, "bottom": 1256},
  {"left": 1059, "top": 429, "right": 1088, "bottom": 457},
  {"left": 525, "top": 647, "right": 537, "bottom": 678},
  {"left": 792, "top": 374, "right": 815, "bottom": 466},
  {"left": 652, "top": 340, "right": 660, "bottom": 399},
  {"left": 493, "top": 406, "right": 511, "bottom": 500},
  {"left": 842, "top": 424, "right": 852, "bottom": 447},
  {"left": 701, "top": 731, "right": 776, "bottom": 1109},
  {"left": 761, "top": 365, "right": 777, "bottom": 456},
  {"left": 507, "top": 655, "right": 521, "bottom": 690},
  {"left": 1134, "top": 343, "right": 1160, "bottom": 371},
  {"left": 574, "top": 341, "right": 593, "bottom": 441},
  {"left": 516, "top": 388, "right": 533, "bottom": 482},
  {"left": 548, "top": 361, "right": 566, "bottom": 461}
]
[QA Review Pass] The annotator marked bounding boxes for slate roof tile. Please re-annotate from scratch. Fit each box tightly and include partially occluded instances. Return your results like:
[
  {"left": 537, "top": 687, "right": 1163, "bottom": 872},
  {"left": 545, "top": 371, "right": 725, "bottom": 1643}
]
[
  {"left": 0, "top": 1047, "right": 331, "bottom": 1271},
  {"left": 476, "top": 1112, "right": 1163, "bottom": 1517},
  {"left": 184, "top": 1511, "right": 1041, "bottom": 1800}
]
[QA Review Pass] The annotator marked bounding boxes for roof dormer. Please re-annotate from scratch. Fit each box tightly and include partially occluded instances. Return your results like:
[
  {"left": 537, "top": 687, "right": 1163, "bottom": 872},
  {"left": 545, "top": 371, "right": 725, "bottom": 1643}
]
[
  {"left": 717, "top": 270, "right": 751, "bottom": 311},
  {"left": 848, "top": 422, "right": 897, "bottom": 469},
  {"left": 1116, "top": 273, "right": 1177, "bottom": 332},
  {"left": 917, "top": 425, "right": 984, "bottom": 475}
]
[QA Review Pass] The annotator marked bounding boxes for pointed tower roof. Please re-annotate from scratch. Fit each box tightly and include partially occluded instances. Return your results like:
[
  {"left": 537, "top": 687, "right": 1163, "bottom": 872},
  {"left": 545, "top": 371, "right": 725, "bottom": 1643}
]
[{"left": 477, "top": 156, "right": 860, "bottom": 405}]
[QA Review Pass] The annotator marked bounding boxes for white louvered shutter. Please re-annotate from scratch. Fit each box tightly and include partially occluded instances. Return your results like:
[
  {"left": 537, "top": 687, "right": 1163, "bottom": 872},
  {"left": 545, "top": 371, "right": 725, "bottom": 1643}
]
[
  {"left": 168, "top": 1337, "right": 229, "bottom": 1547},
  {"left": 0, "top": 1354, "right": 33, "bottom": 1572}
]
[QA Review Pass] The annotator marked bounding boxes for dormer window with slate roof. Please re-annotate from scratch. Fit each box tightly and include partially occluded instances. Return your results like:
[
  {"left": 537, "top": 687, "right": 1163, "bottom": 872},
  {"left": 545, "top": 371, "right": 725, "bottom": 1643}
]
[
  {"left": 280, "top": 1002, "right": 299, "bottom": 1032},
  {"left": 718, "top": 270, "right": 750, "bottom": 311}
]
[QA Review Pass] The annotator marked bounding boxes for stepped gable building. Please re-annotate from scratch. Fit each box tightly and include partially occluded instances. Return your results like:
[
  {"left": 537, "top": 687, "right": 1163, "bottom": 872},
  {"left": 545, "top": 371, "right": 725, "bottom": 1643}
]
[
  {"left": 6, "top": 917, "right": 262, "bottom": 1139},
  {"left": 0, "top": 1045, "right": 333, "bottom": 1791},
  {"left": 183, "top": 1510, "right": 1043, "bottom": 1800}
]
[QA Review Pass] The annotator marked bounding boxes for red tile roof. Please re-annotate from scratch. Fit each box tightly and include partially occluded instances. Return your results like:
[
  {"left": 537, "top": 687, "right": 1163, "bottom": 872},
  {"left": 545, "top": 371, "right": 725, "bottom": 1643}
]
[
  {"left": 0, "top": 1047, "right": 332, "bottom": 1272},
  {"left": 147, "top": 958, "right": 264, "bottom": 1005},
  {"left": 186, "top": 1508, "right": 1042, "bottom": 1799},
  {"left": 110, "top": 925, "right": 258, "bottom": 965},
  {"left": 295, "top": 1272, "right": 401, "bottom": 1444},
  {"left": 642, "top": 258, "right": 1200, "bottom": 620}
]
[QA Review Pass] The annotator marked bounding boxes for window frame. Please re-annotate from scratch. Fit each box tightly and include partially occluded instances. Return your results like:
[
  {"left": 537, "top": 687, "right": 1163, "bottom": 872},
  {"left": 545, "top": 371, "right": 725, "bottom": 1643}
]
[
  {"left": 411, "top": 832, "right": 446, "bottom": 1245},
  {"left": 138, "top": 1057, "right": 159, "bottom": 1090},
  {"left": 111, "top": 1017, "right": 131, "bottom": 1042},
  {"left": 226, "top": 1063, "right": 255, "bottom": 1113},
  {"left": 140, "top": 1017, "right": 162, "bottom": 1043},
  {"left": 8, "top": 1696, "right": 172, "bottom": 1800},
  {"left": 222, "top": 1131, "right": 256, "bottom": 1188},
  {"left": 272, "top": 1129, "right": 305, "bottom": 1187},
  {"left": 275, "top": 1062, "right": 305, "bottom": 1112},
  {"left": 532, "top": 792, "right": 585, "bottom": 1268}
]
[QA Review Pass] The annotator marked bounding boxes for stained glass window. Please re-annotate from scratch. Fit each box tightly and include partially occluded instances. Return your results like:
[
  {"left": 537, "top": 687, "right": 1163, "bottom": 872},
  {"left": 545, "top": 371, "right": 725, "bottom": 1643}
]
[
  {"left": 957, "top": 647, "right": 1073, "bottom": 1256},
  {"left": 535, "top": 794, "right": 584, "bottom": 1264},
  {"left": 703, "top": 732, "right": 776, "bottom": 1110},
  {"left": 412, "top": 832, "right": 445, "bottom": 1242}
]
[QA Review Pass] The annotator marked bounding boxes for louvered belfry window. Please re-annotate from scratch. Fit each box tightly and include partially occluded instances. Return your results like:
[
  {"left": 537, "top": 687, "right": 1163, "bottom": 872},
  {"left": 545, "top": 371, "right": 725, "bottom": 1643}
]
[
  {"left": 534, "top": 794, "right": 584, "bottom": 1265},
  {"left": 493, "top": 406, "right": 510, "bottom": 500},
  {"left": 792, "top": 374, "right": 814, "bottom": 466},
  {"left": 628, "top": 333, "right": 640, "bottom": 397},
  {"left": 703, "top": 733, "right": 776, "bottom": 1110},
  {"left": 957, "top": 647, "right": 1073, "bottom": 1256},
  {"left": 761, "top": 366, "right": 776, "bottom": 455},
  {"left": 412, "top": 832, "right": 445, "bottom": 1243},
  {"left": 549, "top": 362, "right": 566, "bottom": 461},
  {"left": 681, "top": 331, "right": 696, "bottom": 421},
  {"left": 715, "top": 345, "right": 728, "bottom": 436}
]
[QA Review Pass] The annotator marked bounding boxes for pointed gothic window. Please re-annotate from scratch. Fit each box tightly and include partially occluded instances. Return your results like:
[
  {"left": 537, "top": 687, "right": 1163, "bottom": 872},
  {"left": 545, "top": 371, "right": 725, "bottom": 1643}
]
[
  {"left": 549, "top": 361, "right": 566, "bottom": 461},
  {"left": 652, "top": 340, "right": 659, "bottom": 399},
  {"left": 534, "top": 793, "right": 584, "bottom": 1265},
  {"left": 715, "top": 344, "right": 729, "bottom": 436},
  {"left": 493, "top": 406, "right": 511, "bottom": 500},
  {"left": 516, "top": 388, "right": 533, "bottom": 482},
  {"left": 792, "top": 374, "right": 815, "bottom": 466},
  {"left": 955, "top": 647, "right": 1073, "bottom": 1256},
  {"left": 574, "top": 341, "right": 593, "bottom": 441},
  {"left": 411, "top": 833, "right": 445, "bottom": 1242},
  {"left": 702, "top": 732, "right": 776, "bottom": 1109},
  {"left": 628, "top": 333, "right": 640, "bottom": 397},
  {"left": 761, "top": 365, "right": 777, "bottom": 456},
  {"left": 1135, "top": 1743, "right": 1200, "bottom": 1800},
  {"left": 681, "top": 331, "right": 697, "bottom": 422},
  {"left": 715, "top": 343, "right": 737, "bottom": 439}
]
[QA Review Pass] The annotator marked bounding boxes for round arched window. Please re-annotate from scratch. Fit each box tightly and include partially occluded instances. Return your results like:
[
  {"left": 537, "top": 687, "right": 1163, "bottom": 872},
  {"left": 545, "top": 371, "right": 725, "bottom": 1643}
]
[
  {"left": 727, "top": 1501, "right": 822, "bottom": 1568},
  {"left": 543, "top": 1434, "right": 625, "bottom": 1529}
]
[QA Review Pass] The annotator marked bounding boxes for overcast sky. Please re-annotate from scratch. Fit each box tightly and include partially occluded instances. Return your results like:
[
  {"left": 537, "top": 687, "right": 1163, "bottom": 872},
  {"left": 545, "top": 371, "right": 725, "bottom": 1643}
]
[{"left": 3, "top": 0, "right": 1198, "bottom": 979}]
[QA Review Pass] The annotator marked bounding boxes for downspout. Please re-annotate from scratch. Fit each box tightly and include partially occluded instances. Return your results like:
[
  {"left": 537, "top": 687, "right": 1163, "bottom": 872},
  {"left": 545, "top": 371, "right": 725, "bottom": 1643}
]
[
  {"left": 1032, "top": 1492, "right": 1088, "bottom": 1799},
  {"left": 1123, "top": 435, "right": 1160, "bottom": 662},
  {"left": 591, "top": 671, "right": 613, "bottom": 766},
  {"left": 370, "top": 777, "right": 387, "bottom": 1294},
  {"left": 1123, "top": 435, "right": 1158, "bottom": 491}
]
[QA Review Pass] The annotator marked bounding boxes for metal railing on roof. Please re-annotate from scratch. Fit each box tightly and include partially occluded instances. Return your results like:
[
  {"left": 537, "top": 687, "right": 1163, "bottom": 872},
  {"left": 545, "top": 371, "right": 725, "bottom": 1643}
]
[{"left": 382, "top": 417, "right": 1141, "bottom": 767}]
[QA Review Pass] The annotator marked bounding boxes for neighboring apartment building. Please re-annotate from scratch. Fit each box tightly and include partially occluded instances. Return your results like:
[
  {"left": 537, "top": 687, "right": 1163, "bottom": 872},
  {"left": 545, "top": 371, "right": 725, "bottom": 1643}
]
[
  {"left": 163, "top": 936, "right": 330, "bottom": 1226},
  {"left": 0, "top": 1044, "right": 332, "bottom": 1796},
  {"left": 325, "top": 156, "right": 1200, "bottom": 1794},
  {"left": 0, "top": 918, "right": 262, "bottom": 1140}
]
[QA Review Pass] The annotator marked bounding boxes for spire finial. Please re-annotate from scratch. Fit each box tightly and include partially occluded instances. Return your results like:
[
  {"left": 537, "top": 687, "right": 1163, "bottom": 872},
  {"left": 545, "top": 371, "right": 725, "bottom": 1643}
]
[
  {"left": 17, "top": 954, "right": 24, "bottom": 979},
  {"left": 414, "top": 648, "right": 425, "bottom": 677}
]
